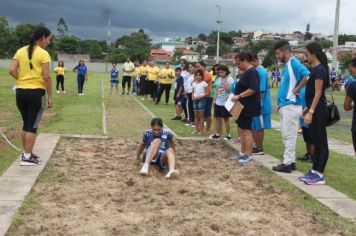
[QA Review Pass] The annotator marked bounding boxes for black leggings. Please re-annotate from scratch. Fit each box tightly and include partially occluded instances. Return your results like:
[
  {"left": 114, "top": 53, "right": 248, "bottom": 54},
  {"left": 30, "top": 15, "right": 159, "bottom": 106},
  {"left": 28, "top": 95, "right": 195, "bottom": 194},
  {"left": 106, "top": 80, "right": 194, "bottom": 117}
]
[
  {"left": 352, "top": 131, "right": 356, "bottom": 155},
  {"left": 56, "top": 75, "right": 64, "bottom": 91},
  {"left": 186, "top": 93, "right": 194, "bottom": 122},
  {"left": 16, "top": 89, "right": 46, "bottom": 134},
  {"left": 122, "top": 76, "right": 132, "bottom": 90},
  {"left": 147, "top": 80, "right": 157, "bottom": 99},
  {"left": 309, "top": 104, "right": 329, "bottom": 173},
  {"left": 156, "top": 84, "right": 172, "bottom": 103}
]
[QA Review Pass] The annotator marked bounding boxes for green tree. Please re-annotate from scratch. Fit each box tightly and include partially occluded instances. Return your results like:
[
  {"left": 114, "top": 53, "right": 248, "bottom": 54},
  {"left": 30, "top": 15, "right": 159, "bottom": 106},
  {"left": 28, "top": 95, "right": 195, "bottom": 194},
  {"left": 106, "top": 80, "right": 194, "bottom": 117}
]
[
  {"left": 114, "top": 29, "right": 151, "bottom": 62},
  {"left": 315, "top": 37, "right": 333, "bottom": 49},
  {"left": 305, "top": 23, "right": 312, "bottom": 40},
  {"left": 171, "top": 49, "right": 183, "bottom": 64},
  {"left": 57, "top": 17, "right": 68, "bottom": 39},
  {"left": 197, "top": 33, "right": 207, "bottom": 41},
  {"left": 206, "top": 45, "right": 217, "bottom": 56},
  {"left": 341, "top": 52, "right": 352, "bottom": 71},
  {"left": 13, "top": 23, "right": 38, "bottom": 48},
  {"left": 56, "top": 35, "right": 80, "bottom": 53},
  {"left": 0, "top": 17, "right": 11, "bottom": 58},
  {"left": 107, "top": 48, "right": 128, "bottom": 63}
]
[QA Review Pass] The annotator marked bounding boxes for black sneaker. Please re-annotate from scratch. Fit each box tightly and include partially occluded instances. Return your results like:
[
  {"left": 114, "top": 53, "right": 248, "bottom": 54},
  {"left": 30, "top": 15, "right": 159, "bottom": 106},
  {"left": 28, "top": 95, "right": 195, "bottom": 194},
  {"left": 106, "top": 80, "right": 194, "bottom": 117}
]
[
  {"left": 223, "top": 135, "right": 232, "bottom": 141},
  {"left": 252, "top": 147, "right": 264, "bottom": 155},
  {"left": 297, "top": 153, "right": 313, "bottom": 162},
  {"left": 210, "top": 134, "right": 221, "bottom": 139},
  {"left": 171, "top": 116, "right": 181, "bottom": 120},
  {"left": 21, "top": 153, "right": 42, "bottom": 166},
  {"left": 272, "top": 163, "right": 292, "bottom": 173},
  {"left": 291, "top": 162, "right": 297, "bottom": 171}
]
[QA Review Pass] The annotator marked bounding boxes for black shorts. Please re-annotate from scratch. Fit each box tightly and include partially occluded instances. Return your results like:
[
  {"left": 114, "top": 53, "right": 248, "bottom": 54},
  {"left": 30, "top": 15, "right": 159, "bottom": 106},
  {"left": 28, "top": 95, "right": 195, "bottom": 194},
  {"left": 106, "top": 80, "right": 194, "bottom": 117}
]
[
  {"left": 204, "top": 97, "right": 213, "bottom": 117},
  {"left": 214, "top": 104, "right": 231, "bottom": 118},
  {"left": 16, "top": 88, "right": 46, "bottom": 134},
  {"left": 236, "top": 115, "right": 253, "bottom": 130}
]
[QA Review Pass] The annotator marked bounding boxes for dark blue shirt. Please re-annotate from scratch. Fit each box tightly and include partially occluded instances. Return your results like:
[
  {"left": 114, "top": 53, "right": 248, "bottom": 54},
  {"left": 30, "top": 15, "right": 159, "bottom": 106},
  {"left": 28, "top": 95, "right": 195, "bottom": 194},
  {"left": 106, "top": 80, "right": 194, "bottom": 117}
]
[
  {"left": 174, "top": 76, "right": 184, "bottom": 95},
  {"left": 234, "top": 67, "right": 261, "bottom": 117},
  {"left": 142, "top": 129, "right": 173, "bottom": 150},
  {"left": 347, "top": 81, "right": 356, "bottom": 132},
  {"left": 74, "top": 65, "right": 87, "bottom": 76},
  {"left": 111, "top": 68, "right": 118, "bottom": 80},
  {"left": 305, "top": 64, "right": 328, "bottom": 108}
]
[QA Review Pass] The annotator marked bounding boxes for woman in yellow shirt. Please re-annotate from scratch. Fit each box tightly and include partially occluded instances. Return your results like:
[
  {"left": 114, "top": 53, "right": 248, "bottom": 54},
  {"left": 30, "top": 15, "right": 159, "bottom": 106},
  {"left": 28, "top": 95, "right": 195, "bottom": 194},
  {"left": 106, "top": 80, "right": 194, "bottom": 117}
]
[
  {"left": 9, "top": 26, "right": 53, "bottom": 166},
  {"left": 54, "top": 60, "right": 66, "bottom": 93},
  {"left": 156, "top": 62, "right": 174, "bottom": 104}
]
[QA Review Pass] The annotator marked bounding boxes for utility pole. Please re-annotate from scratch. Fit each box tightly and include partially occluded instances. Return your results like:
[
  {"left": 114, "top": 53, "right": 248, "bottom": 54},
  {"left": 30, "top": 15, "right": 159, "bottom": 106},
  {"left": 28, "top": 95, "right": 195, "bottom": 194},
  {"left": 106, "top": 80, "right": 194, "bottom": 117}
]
[
  {"left": 107, "top": 14, "right": 112, "bottom": 48},
  {"left": 216, "top": 5, "right": 223, "bottom": 64},
  {"left": 332, "top": 0, "right": 340, "bottom": 70}
]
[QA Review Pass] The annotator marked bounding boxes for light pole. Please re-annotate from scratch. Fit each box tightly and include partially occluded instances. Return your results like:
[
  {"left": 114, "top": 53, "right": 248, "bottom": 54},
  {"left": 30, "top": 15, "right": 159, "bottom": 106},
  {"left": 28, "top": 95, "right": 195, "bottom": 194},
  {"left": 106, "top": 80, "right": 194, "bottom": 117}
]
[
  {"left": 332, "top": 0, "right": 340, "bottom": 70},
  {"left": 216, "top": 5, "right": 223, "bottom": 64}
]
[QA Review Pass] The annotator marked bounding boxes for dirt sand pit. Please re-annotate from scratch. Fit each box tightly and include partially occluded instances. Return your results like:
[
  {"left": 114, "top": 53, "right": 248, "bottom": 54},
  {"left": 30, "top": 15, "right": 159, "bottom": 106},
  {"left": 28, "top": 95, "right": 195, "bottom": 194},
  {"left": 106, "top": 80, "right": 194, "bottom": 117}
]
[{"left": 9, "top": 138, "right": 348, "bottom": 235}]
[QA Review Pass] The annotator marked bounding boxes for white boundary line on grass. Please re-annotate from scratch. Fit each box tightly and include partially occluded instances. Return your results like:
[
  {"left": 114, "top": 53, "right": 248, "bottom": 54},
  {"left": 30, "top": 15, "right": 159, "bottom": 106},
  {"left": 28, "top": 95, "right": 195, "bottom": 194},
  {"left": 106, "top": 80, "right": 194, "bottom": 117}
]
[
  {"left": 101, "top": 77, "right": 107, "bottom": 136},
  {"left": 133, "top": 97, "right": 180, "bottom": 138}
]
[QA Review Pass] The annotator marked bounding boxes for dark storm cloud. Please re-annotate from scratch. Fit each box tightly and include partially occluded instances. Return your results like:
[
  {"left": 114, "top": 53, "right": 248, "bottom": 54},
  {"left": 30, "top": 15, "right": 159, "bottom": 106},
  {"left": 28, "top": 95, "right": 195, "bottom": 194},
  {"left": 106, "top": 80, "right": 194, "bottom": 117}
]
[{"left": 0, "top": 0, "right": 354, "bottom": 41}]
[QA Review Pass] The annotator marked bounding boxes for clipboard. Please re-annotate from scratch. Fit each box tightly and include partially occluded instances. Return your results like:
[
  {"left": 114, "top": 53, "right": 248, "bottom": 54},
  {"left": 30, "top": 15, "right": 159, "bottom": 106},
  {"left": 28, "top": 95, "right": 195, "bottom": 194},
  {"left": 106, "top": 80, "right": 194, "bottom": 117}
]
[{"left": 224, "top": 94, "right": 244, "bottom": 120}]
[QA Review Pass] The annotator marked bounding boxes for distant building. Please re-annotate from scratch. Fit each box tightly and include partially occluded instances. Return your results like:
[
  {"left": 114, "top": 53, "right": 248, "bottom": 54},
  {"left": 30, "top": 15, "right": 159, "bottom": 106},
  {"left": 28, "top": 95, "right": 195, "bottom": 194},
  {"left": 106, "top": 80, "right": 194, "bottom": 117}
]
[
  {"left": 57, "top": 53, "right": 90, "bottom": 62},
  {"left": 179, "top": 48, "right": 199, "bottom": 62},
  {"left": 150, "top": 49, "right": 172, "bottom": 63},
  {"left": 160, "top": 41, "right": 186, "bottom": 53}
]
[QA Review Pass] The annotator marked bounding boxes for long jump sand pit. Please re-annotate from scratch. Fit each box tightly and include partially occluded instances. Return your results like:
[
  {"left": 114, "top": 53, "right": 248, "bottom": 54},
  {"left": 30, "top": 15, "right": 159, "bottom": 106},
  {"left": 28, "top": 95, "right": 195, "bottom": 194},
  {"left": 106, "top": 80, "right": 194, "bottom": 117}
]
[{"left": 9, "top": 138, "right": 347, "bottom": 235}]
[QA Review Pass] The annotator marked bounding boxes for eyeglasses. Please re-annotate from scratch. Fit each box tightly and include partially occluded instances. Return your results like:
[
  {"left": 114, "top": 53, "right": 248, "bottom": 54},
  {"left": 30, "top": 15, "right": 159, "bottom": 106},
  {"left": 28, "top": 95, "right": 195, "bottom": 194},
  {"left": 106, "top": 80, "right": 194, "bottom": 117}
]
[{"left": 195, "top": 74, "right": 202, "bottom": 77}]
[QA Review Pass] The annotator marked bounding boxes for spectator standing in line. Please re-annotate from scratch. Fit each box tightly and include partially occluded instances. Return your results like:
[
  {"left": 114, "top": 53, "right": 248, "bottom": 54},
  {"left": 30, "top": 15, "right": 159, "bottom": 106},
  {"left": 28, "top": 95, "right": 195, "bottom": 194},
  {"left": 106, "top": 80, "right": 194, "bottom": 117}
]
[
  {"left": 184, "top": 63, "right": 196, "bottom": 126},
  {"left": 156, "top": 62, "right": 174, "bottom": 104},
  {"left": 139, "top": 60, "right": 149, "bottom": 99},
  {"left": 122, "top": 57, "right": 135, "bottom": 95},
  {"left": 171, "top": 67, "right": 184, "bottom": 120},
  {"left": 272, "top": 40, "right": 310, "bottom": 173},
  {"left": 147, "top": 61, "right": 160, "bottom": 102},
  {"left": 132, "top": 62, "right": 139, "bottom": 95},
  {"left": 344, "top": 57, "right": 356, "bottom": 157},
  {"left": 231, "top": 53, "right": 260, "bottom": 164},
  {"left": 109, "top": 63, "right": 119, "bottom": 95},
  {"left": 192, "top": 69, "right": 208, "bottom": 135},
  {"left": 54, "top": 60, "right": 66, "bottom": 93},
  {"left": 73, "top": 59, "right": 88, "bottom": 96},
  {"left": 250, "top": 53, "right": 272, "bottom": 155}
]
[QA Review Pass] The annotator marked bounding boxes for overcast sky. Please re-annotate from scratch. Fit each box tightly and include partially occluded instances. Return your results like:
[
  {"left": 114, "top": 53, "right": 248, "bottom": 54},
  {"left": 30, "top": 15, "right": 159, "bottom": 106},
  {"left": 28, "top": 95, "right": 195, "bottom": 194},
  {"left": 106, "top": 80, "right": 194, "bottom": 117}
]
[{"left": 0, "top": 0, "right": 355, "bottom": 42}]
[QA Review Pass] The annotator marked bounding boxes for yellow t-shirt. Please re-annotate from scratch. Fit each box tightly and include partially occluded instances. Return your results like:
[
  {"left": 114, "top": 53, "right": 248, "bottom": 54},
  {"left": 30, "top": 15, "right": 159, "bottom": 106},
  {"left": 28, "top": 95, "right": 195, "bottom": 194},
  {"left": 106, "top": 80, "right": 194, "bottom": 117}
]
[
  {"left": 147, "top": 66, "right": 160, "bottom": 81},
  {"left": 132, "top": 68, "right": 138, "bottom": 77},
  {"left": 13, "top": 46, "right": 51, "bottom": 89},
  {"left": 159, "top": 68, "right": 174, "bottom": 84},
  {"left": 54, "top": 66, "right": 65, "bottom": 76},
  {"left": 139, "top": 65, "right": 149, "bottom": 76}
]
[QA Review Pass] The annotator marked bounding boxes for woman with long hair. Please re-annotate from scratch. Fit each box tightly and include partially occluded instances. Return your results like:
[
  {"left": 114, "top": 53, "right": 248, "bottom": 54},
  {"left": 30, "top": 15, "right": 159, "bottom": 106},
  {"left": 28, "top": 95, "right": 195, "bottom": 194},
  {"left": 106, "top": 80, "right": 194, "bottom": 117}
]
[
  {"left": 54, "top": 60, "right": 66, "bottom": 93},
  {"left": 299, "top": 42, "right": 330, "bottom": 185},
  {"left": 73, "top": 59, "right": 87, "bottom": 95},
  {"left": 9, "top": 26, "right": 53, "bottom": 165}
]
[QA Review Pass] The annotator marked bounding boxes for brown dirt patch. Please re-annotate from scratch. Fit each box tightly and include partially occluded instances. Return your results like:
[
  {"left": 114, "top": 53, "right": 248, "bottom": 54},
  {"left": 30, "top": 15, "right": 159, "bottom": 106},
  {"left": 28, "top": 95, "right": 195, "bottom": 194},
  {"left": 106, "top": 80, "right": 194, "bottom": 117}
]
[{"left": 9, "top": 138, "right": 347, "bottom": 235}]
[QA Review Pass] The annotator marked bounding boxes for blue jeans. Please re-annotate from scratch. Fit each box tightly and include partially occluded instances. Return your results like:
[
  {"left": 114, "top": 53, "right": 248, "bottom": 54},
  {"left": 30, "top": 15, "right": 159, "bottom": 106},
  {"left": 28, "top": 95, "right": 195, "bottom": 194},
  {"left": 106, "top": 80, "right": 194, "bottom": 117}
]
[
  {"left": 132, "top": 77, "right": 138, "bottom": 94},
  {"left": 77, "top": 74, "right": 85, "bottom": 94}
]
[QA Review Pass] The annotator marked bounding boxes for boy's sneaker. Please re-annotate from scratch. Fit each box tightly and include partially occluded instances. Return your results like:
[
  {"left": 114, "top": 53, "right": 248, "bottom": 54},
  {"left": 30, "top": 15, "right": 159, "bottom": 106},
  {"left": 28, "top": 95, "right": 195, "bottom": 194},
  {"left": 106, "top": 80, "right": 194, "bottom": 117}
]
[
  {"left": 303, "top": 174, "right": 326, "bottom": 185},
  {"left": 165, "top": 169, "right": 180, "bottom": 179},
  {"left": 238, "top": 155, "right": 253, "bottom": 165},
  {"left": 223, "top": 135, "right": 232, "bottom": 141},
  {"left": 56, "top": 90, "right": 60, "bottom": 93},
  {"left": 20, "top": 153, "right": 42, "bottom": 166},
  {"left": 232, "top": 153, "right": 244, "bottom": 161},
  {"left": 210, "top": 134, "right": 221, "bottom": 139},
  {"left": 171, "top": 116, "right": 181, "bottom": 120},
  {"left": 299, "top": 170, "right": 314, "bottom": 181},
  {"left": 252, "top": 147, "right": 264, "bottom": 155},
  {"left": 272, "top": 163, "right": 292, "bottom": 173},
  {"left": 297, "top": 153, "right": 313, "bottom": 162},
  {"left": 139, "top": 164, "right": 149, "bottom": 175}
]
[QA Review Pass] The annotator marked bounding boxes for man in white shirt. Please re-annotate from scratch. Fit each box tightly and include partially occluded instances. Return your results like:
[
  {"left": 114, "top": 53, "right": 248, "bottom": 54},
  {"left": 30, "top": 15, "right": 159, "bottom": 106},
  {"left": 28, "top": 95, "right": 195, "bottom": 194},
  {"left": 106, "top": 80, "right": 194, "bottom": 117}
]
[{"left": 122, "top": 57, "right": 135, "bottom": 95}]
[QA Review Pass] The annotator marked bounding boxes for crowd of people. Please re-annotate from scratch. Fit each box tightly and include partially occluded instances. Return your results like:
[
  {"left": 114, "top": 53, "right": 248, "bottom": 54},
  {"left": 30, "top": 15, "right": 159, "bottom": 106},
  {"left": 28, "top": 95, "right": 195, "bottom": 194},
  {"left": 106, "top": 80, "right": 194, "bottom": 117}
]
[{"left": 7, "top": 26, "right": 356, "bottom": 185}]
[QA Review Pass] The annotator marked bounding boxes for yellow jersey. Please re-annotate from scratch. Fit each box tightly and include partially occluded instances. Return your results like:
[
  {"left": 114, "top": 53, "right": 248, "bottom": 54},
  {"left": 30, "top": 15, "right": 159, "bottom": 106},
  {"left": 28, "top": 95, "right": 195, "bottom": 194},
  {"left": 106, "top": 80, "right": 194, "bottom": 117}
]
[
  {"left": 54, "top": 66, "right": 65, "bottom": 76},
  {"left": 139, "top": 65, "right": 149, "bottom": 76},
  {"left": 147, "top": 66, "right": 160, "bottom": 81},
  {"left": 159, "top": 68, "right": 174, "bottom": 84},
  {"left": 13, "top": 46, "right": 51, "bottom": 89}
]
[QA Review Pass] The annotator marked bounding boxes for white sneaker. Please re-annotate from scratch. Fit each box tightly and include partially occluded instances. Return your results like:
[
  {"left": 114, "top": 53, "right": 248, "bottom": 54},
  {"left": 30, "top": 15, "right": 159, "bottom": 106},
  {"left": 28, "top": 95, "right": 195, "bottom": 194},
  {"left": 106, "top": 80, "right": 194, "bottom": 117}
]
[
  {"left": 139, "top": 164, "right": 149, "bottom": 175},
  {"left": 56, "top": 90, "right": 60, "bottom": 93},
  {"left": 63, "top": 90, "right": 66, "bottom": 93},
  {"left": 165, "top": 169, "right": 180, "bottom": 179}
]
